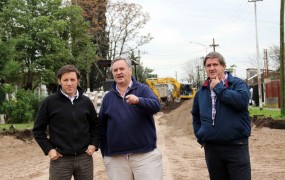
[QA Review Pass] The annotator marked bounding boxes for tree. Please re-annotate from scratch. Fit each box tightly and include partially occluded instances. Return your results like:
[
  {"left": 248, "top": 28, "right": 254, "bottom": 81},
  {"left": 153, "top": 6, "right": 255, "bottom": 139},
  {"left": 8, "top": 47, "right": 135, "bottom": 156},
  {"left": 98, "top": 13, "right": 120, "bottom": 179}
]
[
  {"left": 106, "top": 1, "right": 153, "bottom": 60},
  {"left": 0, "top": 0, "right": 9, "bottom": 12},
  {"left": 280, "top": 0, "right": 284, "bottom": 116},
  {"left": 72, "top": 0, "right": 109, "bottom": 90},
  {"left": 0, "top": 36, "right": 16, "bottom": 77},
  {"left": 0, "top": 60, "right": 22, "bottom": 85},
  {"left": 226, "top": 64, "right": 237, "bottom": 74},
  {"left": 73, "top": 0, "right": 108, "bottom": 60},
  {"left": 139, "top": 66, "right": 154, "bottom": 83},
  {"left": 0, "top": 0, "right": 96, "bottom": 91},
  {"left": 129, "top": 51, "right": 154, "bottom": 83},
  {"left": 183, "top": 58, "right": 204, "bottom": 87},
  {"left": 269, "top": 45, "right": 280, "bottom": 71},
  {"left": 62, "top": 5, "right": 97, "bottom": 90}
]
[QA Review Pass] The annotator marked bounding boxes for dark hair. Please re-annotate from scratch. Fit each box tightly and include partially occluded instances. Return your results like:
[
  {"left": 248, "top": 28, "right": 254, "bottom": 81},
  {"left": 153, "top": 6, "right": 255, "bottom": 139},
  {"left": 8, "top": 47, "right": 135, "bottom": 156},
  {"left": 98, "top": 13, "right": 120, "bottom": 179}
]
[
  {"left": 110, "top": 55, "right": 132, "bottom": 71},
  {"left": 203, "top": 51, "right": 226, "bottom": 66},
  {"left": 57, "top": 65, "right": 81, "bottom": 79}
]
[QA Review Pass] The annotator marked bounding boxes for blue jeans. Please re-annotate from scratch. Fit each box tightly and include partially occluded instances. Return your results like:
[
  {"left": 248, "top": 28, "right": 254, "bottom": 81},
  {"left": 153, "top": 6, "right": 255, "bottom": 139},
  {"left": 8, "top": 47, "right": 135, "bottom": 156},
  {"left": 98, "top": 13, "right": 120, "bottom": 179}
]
[
  {"left": 204, "top": 142, "right": 251, "bottom": 180},
  {"left": 49, "top": 153, "right": 93, "bottom": 180}
]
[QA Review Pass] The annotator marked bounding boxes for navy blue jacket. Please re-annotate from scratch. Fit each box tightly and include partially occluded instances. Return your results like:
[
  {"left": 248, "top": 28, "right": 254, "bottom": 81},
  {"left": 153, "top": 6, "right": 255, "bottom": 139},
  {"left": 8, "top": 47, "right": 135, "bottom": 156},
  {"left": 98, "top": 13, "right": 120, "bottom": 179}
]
[
  {"left": 191, "top": 72, "right": 251, "bottom": 145},
  {"left": 99, "top": 77, "right": 160, "bottom": 156}
]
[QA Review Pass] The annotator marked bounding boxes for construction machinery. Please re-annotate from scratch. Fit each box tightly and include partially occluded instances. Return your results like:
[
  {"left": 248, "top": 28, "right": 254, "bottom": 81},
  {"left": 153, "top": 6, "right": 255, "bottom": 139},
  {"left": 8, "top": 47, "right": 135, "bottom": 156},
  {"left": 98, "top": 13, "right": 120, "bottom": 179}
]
[
  {"left": 145, "top": 77, "right": 196, "bottom": 103},
  {"left": 179, "top": 83, "right": 196, "bottom": 99}
]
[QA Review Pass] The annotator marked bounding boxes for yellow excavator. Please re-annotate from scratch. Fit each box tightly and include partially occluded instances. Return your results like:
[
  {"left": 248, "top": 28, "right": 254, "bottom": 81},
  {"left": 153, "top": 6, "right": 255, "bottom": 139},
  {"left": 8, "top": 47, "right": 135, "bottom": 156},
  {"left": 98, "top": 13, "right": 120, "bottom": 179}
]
[{"left": 145, "top": 77, "right": 196, "bottom": 103}]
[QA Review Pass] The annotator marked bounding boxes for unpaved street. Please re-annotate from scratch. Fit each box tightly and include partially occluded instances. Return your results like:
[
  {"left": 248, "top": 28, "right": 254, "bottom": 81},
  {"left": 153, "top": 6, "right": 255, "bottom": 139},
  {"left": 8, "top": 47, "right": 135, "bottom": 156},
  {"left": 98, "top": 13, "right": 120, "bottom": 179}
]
[{"left": 0, "top": 99, "right": 285, "bottom": 179}]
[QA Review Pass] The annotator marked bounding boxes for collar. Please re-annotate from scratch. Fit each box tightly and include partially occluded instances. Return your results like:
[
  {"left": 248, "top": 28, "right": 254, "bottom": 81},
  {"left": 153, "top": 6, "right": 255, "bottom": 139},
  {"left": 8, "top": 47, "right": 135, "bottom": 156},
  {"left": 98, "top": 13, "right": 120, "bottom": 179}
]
[
  {"left": 60, "top": 89, "right": 79, "bottom": 99},
  {"left": 116, "top": 80, "right": 133, "bottom": 92},
  {"left": 221, "top": 73, "right": 228, "bottom": 85}
]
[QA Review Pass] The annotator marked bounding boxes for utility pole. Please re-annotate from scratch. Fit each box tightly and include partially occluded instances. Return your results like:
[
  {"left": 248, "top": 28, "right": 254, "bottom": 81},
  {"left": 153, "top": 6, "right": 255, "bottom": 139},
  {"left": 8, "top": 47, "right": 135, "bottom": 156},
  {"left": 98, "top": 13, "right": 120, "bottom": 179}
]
[
  {"left": 197, "top": 66, "right": 201, "bottom": 87},
  {"left": 200, "top": 56, "right": 206, "bottom": 81},
  {"left": 136, "top": 50, "right": 141, "bottom": 81},
  {"left": 249, "top": 0, "right": 263, "bottom": 109},
  {"left": 280, "top": 0, "right": 285, "bottom": 116},
  {"left": 209, "top": 38, "right": 219, "bottom": 52},
  {"left": 263, "top": 49, "right": 268, "bottom": 78}
]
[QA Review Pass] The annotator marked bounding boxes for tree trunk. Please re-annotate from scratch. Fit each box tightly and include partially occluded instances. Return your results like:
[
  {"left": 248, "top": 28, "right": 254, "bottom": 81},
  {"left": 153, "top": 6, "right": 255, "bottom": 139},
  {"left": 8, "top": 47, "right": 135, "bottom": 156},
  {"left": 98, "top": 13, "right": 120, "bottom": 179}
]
[{"left": 280, "top": 0, "right": 285, "bottom": 115}]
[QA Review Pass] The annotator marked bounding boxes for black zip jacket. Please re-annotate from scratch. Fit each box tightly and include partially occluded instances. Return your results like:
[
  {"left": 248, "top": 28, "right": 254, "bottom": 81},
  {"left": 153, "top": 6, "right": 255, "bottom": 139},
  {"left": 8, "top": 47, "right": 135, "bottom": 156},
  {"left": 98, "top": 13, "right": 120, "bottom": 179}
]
[{"left": 33, "top": 86, "right": 100, "bottom": 155}]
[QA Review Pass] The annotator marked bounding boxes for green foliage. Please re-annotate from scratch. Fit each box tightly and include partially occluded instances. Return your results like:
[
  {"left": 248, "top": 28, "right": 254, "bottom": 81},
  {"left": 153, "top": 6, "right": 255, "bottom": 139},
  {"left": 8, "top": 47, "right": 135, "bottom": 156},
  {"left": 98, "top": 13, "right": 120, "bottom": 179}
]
[
  {"left": 1, "top": 83, "right": 14, "bottom": 95},
  {"left": 0, "top": 86, "right": 5, "bottom": 114},
  {"left": 248, "top": 107, "right": 284, "bottom": 120},
  {"left": 147, "top": 74, "right": 158, "bottom": 78},
  {"left": 0, "top": 0, "right": 9, "bottom": 12},
  {"left": 2, "top": 89, "right": 43, "bottom": 123},
  {"left": 0, "top": 123, "right": 33, "bottom": 132},
  {"left": 136, "top": 66, "right": 154, "bottom": 83},
  {"left": 0, "top": 0, "right": 96, "bottom": 90},
  {"left": 129, "top": 51, "right": 154, "bottom": 83},
  {"left": 0, "top": 37, "right": 16, "bottom": 73},
  {"left": 226, "top": 64, "right": 237, "bottom": 74},
  {"left": 0, "top": 60, "right": 21, "bottom": 84}
]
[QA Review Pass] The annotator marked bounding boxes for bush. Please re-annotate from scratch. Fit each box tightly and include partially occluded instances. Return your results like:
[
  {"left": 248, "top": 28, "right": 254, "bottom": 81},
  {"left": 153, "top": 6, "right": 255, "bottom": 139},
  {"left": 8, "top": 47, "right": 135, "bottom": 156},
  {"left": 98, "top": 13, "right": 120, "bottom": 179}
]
[
  {"left": 2, "top": 89, "right": 44, "bottom": 123},
  {"left": 0, "top": 88, "right": 5, "bottom": 114}
]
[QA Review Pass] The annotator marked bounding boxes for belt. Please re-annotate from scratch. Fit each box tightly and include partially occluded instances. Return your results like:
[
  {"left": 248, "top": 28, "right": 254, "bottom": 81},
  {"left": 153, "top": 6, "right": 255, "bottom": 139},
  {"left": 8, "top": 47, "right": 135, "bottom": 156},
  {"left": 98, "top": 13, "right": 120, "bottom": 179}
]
[
  {"left": 63, "top": 152, "right": 86, "bottom": 156},
  {"left": 206, "top": 138, "right": 248, "bottom": 145}
]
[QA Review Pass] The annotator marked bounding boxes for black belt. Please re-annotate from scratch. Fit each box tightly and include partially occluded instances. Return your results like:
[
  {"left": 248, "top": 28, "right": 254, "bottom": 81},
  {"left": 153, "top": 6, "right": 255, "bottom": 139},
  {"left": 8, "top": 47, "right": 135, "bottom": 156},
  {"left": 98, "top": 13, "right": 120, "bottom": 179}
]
[
  {"left": 206, "top": 138, "right": 248, "bottom": 145},
  {"left": 63, "top": 152, "right": 86, "bottom": 156}
]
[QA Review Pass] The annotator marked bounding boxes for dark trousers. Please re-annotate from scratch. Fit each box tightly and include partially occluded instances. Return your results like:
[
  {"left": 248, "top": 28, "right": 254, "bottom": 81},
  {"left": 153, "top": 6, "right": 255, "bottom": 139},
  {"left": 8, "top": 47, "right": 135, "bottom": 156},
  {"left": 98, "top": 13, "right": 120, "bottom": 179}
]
[
  {"left": 204, "top": 142, "right": 251, "bottom": 180},
  {"left": 49, "top": 153, "right": 93, "bottom": 180}
]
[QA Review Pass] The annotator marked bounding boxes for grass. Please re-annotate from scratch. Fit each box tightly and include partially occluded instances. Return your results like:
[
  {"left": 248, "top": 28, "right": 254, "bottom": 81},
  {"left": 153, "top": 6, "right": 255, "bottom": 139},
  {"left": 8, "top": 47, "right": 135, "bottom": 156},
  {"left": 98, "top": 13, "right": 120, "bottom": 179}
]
[
  {"left": 1, "top": 107, "right": 284, "bottom": 132},
  {"left": 0, "top": 123, "right": 33, "bottom": 132},
  {"left": 248, "top": 106, "right": 284, "bottom": 120}
]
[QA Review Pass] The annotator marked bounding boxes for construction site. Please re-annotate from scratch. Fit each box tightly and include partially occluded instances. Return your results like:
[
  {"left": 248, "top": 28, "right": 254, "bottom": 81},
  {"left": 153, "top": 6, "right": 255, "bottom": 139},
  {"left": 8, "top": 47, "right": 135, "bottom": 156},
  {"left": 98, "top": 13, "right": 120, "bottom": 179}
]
[
  {"left": 0, "top": 0, "right": 283, "bottom": 179},
  {"left": 0, "top": 99, "right": 285, "bottom": 180}
]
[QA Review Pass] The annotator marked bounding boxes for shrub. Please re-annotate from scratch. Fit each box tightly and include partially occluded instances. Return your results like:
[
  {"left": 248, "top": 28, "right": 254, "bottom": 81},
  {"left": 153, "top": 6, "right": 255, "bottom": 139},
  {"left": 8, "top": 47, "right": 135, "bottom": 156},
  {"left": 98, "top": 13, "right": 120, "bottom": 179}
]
[
  {"left": 2, "top": 89, "right": 44, "bottom": 123},
  {"left": 0, "top": 88, "right": 5, "bottom": 114}
]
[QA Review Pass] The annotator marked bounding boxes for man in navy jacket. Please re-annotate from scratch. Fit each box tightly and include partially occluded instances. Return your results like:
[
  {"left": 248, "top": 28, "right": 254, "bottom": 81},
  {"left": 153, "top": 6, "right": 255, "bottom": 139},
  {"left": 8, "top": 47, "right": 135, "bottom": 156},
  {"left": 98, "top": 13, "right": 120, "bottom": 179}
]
[
  {"left": 99, "top": 55, "right": 163, "bottom": 180},
  {"left": 191, "top": 52, "right": 251, "bottom": 180}
]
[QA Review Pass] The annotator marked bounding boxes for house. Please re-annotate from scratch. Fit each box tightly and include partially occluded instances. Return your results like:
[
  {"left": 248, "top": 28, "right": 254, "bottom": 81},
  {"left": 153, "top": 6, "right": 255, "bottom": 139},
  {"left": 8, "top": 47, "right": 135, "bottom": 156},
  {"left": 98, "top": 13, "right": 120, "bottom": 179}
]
[{"left": 246, "top": 68, "right": 280, "bottom": 108}]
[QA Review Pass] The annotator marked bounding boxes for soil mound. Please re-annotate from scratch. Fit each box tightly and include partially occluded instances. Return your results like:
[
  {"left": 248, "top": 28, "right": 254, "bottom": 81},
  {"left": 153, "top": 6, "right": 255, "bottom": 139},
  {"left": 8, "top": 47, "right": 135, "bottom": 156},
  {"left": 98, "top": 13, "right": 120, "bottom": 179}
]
[
  {"left": 161, "top": 100, "right": 285, "bottom": 130},
  {"left": 0, "top": 129, "right": 33, "bottom": 140},
  {"left": 251, "top": 116, "right": 285, "bottom": 129},
  {"left": 160, "top": 100, "right": 185, "bottom": 113},
  {"left": 1, "top": 101, "right": 284, "bottom": 141}
]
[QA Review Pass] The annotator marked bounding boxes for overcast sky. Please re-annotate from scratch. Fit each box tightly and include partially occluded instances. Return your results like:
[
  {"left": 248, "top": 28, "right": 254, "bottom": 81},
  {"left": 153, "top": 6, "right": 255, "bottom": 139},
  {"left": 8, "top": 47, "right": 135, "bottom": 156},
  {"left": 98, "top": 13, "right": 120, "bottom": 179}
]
[{"left": 123, "top": 0, "right": 280, "bottom": 82}]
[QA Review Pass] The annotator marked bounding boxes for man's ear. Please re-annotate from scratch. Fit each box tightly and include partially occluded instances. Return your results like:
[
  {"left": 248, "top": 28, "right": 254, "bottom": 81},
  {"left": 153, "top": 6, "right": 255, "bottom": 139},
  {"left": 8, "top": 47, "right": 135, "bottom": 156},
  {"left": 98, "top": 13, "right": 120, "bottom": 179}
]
[{"left": 57, "top": 79, "right": 61, "bottom": 85}]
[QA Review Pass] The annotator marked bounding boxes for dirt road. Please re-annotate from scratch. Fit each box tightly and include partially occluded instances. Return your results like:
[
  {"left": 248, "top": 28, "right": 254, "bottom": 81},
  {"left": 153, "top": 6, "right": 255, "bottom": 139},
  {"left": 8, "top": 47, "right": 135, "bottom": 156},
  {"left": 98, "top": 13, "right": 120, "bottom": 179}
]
[{"left": 0, "top": 99, "right": 285, "bottom": 179}]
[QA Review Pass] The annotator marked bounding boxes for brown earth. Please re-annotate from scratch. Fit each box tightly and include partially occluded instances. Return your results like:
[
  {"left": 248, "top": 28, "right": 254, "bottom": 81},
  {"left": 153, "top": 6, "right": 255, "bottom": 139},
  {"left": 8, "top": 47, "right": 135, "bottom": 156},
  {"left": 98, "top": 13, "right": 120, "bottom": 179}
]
[{"left": 0, "top": 100, "right": 285, "bottom": 180}]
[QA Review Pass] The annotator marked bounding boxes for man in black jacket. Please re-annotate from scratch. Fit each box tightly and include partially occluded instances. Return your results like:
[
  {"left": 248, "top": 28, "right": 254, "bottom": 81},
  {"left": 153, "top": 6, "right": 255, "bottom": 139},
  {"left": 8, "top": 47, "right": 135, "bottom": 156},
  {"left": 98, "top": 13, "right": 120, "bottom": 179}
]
[{"left": 33, "top": 65, "right": 100, "bottom": 180}]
